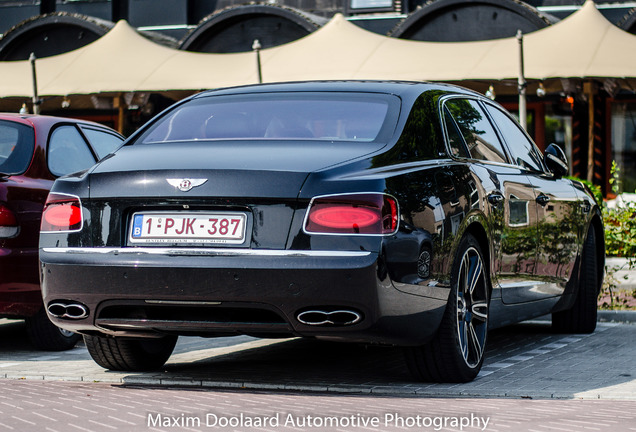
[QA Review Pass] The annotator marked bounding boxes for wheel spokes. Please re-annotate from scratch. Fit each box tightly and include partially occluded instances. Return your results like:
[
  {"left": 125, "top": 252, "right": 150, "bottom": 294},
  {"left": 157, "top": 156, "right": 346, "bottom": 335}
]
[
  {"left": 466, "top": 253, "right": 483, "bottom": 296},
  {"left": 467, "top": 322, "right": 485, "bottom": 362},
  {"left": 471, "top": 301, "right": 489, "bottom": 322},
  {"left": 458, "top": 319, "right": 469, "bottom": 360},
  {"left": 456, "top": 246, "right": 489, "bottom": 368}
]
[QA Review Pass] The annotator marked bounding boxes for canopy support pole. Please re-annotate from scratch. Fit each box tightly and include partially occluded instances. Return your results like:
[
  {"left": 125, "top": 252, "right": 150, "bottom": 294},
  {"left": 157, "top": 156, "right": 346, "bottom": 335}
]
[
  {"left": 516, "top": 30, "right": 527, "bottom": 131},
  {"left": 584, "top": 81, "right": 597, "bottom": 183},
  {"left": 114, "top": 94, "right": 126, "bottom": 135},
  {"left": 252, "top": 39, "right": 263, "bottom": 84},
  {"left": 29, "top": 52, "right": 41, "bottom": 115}
]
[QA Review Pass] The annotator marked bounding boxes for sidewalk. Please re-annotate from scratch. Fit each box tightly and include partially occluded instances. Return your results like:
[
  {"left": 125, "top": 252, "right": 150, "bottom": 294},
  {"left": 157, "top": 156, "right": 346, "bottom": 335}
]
[
  {"left": 606, "top": 257, "right": 636, "bottom": 291},
  {"left": 1, "top": 318, "right": 635, "bottom": 400},
  {"left": 598, "top": 310, "right": 636, "bottom": 323}
]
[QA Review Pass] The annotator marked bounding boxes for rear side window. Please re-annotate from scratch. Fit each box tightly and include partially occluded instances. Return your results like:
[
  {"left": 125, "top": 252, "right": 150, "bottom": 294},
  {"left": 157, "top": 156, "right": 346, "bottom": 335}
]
[
  {"left": 81, "top": 127, "right": 124, "bottom": 159},
  {"left": 137, "top": 93, "right": 399, "bottom": 144},
  {"left": 485, "top": 105, "right": 544, "bottom": 172},
  {"left": 0, "top": 120, "right": 35, "bottom": 175},
  {"left": 444, "top": 99, "right": 508, "bottom": 164},
  {"left": 443, "top": 107, "right": 470, "bottom": 158},
  {"left": 48, "top": 126, "right": 97, "bottom": 177}
]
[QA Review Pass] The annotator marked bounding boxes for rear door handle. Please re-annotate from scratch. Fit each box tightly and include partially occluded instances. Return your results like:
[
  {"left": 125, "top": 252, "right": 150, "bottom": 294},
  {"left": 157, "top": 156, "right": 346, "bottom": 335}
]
[{"left": 487, "top": 192, "right": 504, "bottom": 206}]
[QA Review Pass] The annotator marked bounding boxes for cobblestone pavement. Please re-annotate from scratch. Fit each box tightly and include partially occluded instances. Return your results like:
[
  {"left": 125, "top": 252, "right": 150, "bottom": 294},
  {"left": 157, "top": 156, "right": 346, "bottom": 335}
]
[
  {"left": 1, "top": 379, "right": 636, "bottom": 432},
  {"left": 1, "top": 318, "right": 635, "bottom": 400}
]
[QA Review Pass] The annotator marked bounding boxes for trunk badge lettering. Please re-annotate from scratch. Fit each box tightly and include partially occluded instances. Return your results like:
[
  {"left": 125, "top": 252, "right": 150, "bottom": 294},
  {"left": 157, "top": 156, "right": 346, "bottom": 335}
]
[{"left": 166, "top": 178, "right": 207, "bottom": 192}]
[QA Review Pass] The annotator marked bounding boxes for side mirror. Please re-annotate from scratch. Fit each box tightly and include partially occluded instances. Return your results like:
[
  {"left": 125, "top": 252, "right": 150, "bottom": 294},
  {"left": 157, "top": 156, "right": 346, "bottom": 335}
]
[{"left": 544, "top": 143, "right": 568, "bottom": 178}]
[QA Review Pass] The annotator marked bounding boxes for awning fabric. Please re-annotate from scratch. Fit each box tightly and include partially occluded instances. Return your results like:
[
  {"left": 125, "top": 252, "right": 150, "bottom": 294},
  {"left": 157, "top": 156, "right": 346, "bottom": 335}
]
[{"left": 0, "top": 0, "right": 634, "bottom": 98}]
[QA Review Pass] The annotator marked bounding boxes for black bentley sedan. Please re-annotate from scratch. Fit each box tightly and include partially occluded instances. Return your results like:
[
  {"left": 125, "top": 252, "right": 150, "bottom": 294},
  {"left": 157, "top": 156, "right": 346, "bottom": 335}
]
[{"left": 39, "top": 81, "right": 603, "bottom": 382}]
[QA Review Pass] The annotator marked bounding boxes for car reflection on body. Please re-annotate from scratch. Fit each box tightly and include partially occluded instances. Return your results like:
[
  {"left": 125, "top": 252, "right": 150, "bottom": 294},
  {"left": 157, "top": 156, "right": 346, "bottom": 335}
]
[
  {"left": 0, "top": 113, "right": 123, "bottom": 350},
  {"left": 39, "top": 82, "right": 603, "bottom": 381}
]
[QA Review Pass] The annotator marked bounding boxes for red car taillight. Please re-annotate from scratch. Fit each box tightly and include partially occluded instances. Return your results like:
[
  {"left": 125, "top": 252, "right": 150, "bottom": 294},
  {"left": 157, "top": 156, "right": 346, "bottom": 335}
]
[
  {"left": 41, "top": 193, "right": 82, "bottom": 232},
  {"left": 0, "top": 204, "right": 17, "bottom": 226},
  {"left": 305, "top": 193, "right": 398, "bottom": 235},
  {"left": 0, "top": 204, "right": 18, "bottom": 237}
]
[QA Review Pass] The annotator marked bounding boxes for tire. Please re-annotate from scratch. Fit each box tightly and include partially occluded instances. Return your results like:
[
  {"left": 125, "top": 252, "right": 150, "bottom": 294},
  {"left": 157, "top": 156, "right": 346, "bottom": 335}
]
[
  {"left": 25, "top": 308, "right": 81, "bottom": 351},
  {"left": 552, "top": 224, "right": 599, "bottom": 334},
  {"left": 405, "top": 234, "right": 489, "bottom": 382},
  {"left": 84, "top": 334, "right": 178, "bottom": 371}
]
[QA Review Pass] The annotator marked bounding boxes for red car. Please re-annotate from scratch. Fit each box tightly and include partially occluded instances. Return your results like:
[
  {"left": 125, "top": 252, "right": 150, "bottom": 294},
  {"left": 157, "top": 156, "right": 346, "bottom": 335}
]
[{"left": 0, "top": 113, "right": 123, "bottom": 350}]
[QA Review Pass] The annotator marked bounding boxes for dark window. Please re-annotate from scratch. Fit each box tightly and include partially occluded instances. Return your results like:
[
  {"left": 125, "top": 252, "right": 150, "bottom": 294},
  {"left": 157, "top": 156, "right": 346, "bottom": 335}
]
[
  {"left": 48, "top": 126, "right": 96, "bottom": 177},
  {"left": 443, "top": 107, "right": 469, "bottom": 158},
  {"left": 81, "top": 127, "right": 124, "bottom": 159},
  {"left": 445, "top": 99, "right": 507, "bottom": 164},
  {"left": 370, "top": 93, "right": 444, "bottom": 165},
  {"left": 486, "top": 105, "right": 544, "bottom": 172},
  {"left": 0, "top": 120, "right": 35, "bottom": 176},
  {"left": 138, "top": 93, "right": 399, "bottom": 144}
]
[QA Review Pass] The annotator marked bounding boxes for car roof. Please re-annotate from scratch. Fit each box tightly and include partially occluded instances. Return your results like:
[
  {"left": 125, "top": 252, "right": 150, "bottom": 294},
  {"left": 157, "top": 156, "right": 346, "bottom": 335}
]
[
  {"left": 0, "top": 113, "right": 39, "bottom": 127},
  {"left": 0, "top": 113, "right": 122, "bottom": 138},
  {"left": 0, "top": 113, "right": 113, "bottom": 129},
  {"left": 194, "top": 80, "right": 482, "bottom": 100}
]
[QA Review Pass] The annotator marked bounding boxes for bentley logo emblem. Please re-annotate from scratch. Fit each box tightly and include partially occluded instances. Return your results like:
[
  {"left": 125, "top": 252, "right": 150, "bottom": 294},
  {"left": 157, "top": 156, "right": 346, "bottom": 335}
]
[{"left": 166, "top": 178, "right": 207, "bottom": 192}]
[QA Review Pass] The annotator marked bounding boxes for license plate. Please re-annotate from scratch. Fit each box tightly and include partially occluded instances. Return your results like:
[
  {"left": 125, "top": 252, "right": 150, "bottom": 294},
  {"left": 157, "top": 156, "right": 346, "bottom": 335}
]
[{"left": 129, "top": 212, "right": 247, "bottom": 244}]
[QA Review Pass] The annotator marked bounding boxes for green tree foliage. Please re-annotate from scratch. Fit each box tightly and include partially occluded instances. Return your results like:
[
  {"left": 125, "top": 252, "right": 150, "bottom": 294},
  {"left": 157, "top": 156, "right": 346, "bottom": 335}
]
[
  {"left": 603, "top": 162, "right": 636, "bottom": 257},
  {"left": 574, "top": 162, "right": 636, "bottom": 309}
]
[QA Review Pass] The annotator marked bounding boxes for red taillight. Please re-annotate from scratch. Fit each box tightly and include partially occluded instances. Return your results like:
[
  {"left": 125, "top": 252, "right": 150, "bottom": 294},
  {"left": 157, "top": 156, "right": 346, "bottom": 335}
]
[
  {"left": 0, "top": 205, "right": 17, "bottom": 227},
  {"left": 41, "top": 193, "right": 82, "bottom": 232},
  {"left": 305, "top": 193, "right": 398, "bottom": 235},
  {"left": 0, "top": 204, "right": 18, "bottom": 238}
]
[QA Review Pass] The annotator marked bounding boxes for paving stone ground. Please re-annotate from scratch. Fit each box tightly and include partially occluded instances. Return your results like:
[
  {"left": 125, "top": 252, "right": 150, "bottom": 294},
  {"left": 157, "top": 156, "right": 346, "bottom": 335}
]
[
  {"left": 1, "top": 379, "right": 636, "bottom": 432},
  {"left": 1, "top": 317, "right": 635, "bottom": 400}
]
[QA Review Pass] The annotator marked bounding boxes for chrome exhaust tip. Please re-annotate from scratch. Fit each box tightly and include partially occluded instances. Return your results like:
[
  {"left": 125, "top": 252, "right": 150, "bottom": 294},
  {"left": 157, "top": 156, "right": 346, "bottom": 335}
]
[
  {"left": 47, "top": 301, "right": 89, "bottom": 320},
  {"left": 297, "top": 309, "right": 362, "bottom": 326}
]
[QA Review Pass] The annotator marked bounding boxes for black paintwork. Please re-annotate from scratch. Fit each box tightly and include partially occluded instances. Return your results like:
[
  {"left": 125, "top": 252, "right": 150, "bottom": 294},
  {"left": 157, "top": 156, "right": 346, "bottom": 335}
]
[{"left": 39, "top": 81, "right": 604, "bottom": 346}]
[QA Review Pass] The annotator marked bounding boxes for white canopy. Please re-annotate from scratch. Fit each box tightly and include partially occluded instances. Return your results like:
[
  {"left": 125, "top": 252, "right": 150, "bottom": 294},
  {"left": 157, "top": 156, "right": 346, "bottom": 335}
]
[
  {"left": 522, "top": 0, "right": 636, "bottom": 79},
  {"left": 259, "top": 12, "right": 515, "bottom": 82},
  {"left": 0, "top": 20, "right": 259, "bottom": 98},
  {"left": 0, "top": 0, "right": 634, "bottom": 99},
  {"left": 261, "top": 0, "right": 636, "bottom": 82}
]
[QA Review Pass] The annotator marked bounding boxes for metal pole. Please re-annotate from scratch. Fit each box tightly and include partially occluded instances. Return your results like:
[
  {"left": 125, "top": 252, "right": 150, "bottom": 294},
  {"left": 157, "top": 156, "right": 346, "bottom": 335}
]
[
  {"left": 252, "top": 39, "right": 262, "bottom": 84},
  {"left": 584, "top": 81, "right": 596, "bottom": 183},
  {"left": 114, "top": 94, "right": 126, "bottom": 135},
  {"left": 29, "top": 52, "right": 41, "bottom": 115},
  {"left": 516, "top": 30, "right": 527, "bottom": 131}
]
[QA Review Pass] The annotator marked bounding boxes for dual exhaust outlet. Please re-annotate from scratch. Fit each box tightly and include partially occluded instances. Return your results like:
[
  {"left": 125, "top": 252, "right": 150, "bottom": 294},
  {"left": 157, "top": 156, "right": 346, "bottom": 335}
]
[
  {"left": 47, "top": 301, "right": 89, "bottom": 320},
  {"left": 47, "top": 301, "right": 361, "bottom": 326},
  {"left": 296, "top": 309, "right": 362, "bottom": 326}
]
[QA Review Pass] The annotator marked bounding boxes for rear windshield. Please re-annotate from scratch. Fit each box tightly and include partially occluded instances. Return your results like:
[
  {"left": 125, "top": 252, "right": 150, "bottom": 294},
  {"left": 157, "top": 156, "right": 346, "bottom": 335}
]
[
  {"left": 137, "top": 92, "right": 399, "bottom": 144},
  {"left": 0, "top": 120, "right": 35, "bottom": 176}
]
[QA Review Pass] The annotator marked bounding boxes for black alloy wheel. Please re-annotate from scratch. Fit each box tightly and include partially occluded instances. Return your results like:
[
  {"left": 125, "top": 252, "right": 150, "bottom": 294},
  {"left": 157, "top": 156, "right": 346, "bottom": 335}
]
[
  {"left": 417, "top": 247, "right": 432, "bottom": 279},
  {"left": 455, "top": 244, "right": 489, "bottom": 368},
  {"left": 405, "top": 234, "right": 489, "bottom": 382}
]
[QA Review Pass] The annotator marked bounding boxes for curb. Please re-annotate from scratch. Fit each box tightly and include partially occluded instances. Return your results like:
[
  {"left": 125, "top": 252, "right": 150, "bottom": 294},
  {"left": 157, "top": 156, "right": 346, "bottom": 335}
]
[
  {"left": 598, "top": 310, "right": 636, "bottom": 323},
  {"left": 537, "top": 310, "right": 636, "bottom": 323}
]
